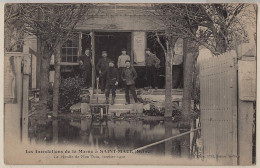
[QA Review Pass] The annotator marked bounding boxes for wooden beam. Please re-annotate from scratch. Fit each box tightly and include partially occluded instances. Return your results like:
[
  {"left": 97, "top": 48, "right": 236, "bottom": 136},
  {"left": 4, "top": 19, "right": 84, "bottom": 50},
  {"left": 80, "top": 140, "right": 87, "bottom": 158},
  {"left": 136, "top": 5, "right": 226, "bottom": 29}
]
[
  {"left": 91, "top": 31, "right": 95, "bottom": 90},
  {"left": 132, "top": 128, "right": 201, "bottom": 152},
  {"left": 78, "top": 32, "right": 82, "bottom": 57},
  {"left": 22, "top": 55, "right": 30, "bottom": 143}
]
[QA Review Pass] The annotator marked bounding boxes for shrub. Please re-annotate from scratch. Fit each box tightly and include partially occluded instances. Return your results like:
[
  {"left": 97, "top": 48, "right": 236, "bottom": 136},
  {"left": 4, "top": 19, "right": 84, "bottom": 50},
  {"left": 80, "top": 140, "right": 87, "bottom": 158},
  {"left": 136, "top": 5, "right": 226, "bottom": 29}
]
[{"left": 59, "top": 77, "right": 85, "bottom": 112}]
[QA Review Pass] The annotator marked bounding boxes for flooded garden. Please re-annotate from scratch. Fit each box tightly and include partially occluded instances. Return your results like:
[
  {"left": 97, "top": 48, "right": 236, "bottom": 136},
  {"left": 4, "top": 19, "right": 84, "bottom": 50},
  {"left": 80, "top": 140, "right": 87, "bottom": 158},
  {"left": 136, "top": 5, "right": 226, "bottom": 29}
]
[{"left": 28, "top": 117, "right": 202, "bottom": 159}]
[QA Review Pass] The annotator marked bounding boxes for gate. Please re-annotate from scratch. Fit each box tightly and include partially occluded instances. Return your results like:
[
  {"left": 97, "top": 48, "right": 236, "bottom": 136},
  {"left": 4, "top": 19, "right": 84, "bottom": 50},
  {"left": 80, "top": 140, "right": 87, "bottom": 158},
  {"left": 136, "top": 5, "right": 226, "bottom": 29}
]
[{"left": 199, "top": 51, "right": 238, "bottom": 165}]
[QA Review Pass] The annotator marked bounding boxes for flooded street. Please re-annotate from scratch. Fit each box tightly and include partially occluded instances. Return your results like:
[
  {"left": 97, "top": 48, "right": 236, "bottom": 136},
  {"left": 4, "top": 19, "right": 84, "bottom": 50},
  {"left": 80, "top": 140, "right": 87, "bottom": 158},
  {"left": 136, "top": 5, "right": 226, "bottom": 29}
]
[{"left": 28, "top": 118, "right": 202, "bottom": 158}]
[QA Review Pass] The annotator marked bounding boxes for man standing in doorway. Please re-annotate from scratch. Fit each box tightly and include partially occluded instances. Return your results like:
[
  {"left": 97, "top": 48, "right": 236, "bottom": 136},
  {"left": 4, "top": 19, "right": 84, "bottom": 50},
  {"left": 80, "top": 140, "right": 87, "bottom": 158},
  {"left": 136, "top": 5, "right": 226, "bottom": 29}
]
[
  {"left": 121, "top": 60, "right": 139, "bottom": 105},
  {"left": 105, "top": 60, "right": 119, "bottom": 105},
  {"left": 79, "top": 48, "right": 92, "bottom": 88},
  {"left": 145, "top": 48, "right": 160, "bottom": 89},
  {"left": 117, "top": 48, "right": 130, "bottom": 90},
  {"left": 96, "top": 50, "right": 111, "bottom": 93}
]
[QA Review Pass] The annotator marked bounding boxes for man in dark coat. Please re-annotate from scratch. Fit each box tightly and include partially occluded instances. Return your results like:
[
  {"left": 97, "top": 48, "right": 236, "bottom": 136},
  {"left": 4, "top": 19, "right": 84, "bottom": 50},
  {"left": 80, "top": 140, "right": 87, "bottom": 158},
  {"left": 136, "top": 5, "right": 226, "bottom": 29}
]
[
  {"left": 145, "top": 48, "right": 160, "bottom": 89},
  {"left": 96, "top": 51, "right": 111, "bottom": 93},
  {"left": 105, "top": 60, "right": 119, "bottom": 105},
  {"left": 121, "top": 60, "right": 139, "bottom": 104},
  {"left": 79, "top": 48, "right": 92, "bottom": 88}
]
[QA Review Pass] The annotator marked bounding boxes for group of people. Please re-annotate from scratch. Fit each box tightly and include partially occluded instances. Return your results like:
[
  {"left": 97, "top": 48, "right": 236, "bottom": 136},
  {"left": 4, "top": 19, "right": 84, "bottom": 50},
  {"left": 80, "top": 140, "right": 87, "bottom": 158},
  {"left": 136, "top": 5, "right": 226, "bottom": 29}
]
[{"left": 79, "top": 48, "right": 160, "bottom": 105}]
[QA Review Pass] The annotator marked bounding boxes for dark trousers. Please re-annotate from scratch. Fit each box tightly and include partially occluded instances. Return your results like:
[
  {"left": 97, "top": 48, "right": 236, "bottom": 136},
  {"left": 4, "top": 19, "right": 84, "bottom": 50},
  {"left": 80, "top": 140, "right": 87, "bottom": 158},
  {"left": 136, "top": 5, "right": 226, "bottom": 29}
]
[
  {"left": 118, "top": 67, "right": 125, "bottom": 89},
  {"left": 105, "top": 84, "right": 116, "bottom": 98},
  {"left": 100, "top": 74, "right": 107, "bottom": 92},
  {"left": 146, "top": 66, "right": 158, "bottom": 88},
  {"left": 82, "top": 70, "right": 92, "bottom": 88},
  {"left": 125, "top": 84, "right": 138, "bottom": 103}
]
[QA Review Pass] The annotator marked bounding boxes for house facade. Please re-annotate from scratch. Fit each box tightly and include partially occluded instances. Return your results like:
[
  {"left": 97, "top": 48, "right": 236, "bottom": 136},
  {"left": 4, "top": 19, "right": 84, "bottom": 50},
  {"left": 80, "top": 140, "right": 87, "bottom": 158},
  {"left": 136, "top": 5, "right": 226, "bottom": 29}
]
[{"left": 27, "top": 4, "right": 184, "bottom": 90}]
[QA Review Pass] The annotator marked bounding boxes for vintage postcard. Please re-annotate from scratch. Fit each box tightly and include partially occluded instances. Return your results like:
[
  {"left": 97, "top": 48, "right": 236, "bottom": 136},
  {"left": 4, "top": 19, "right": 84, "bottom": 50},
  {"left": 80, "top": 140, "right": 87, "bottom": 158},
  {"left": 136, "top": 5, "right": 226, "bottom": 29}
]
[{"left": 3, "top": 2, "right": 257, "bottom": 166}]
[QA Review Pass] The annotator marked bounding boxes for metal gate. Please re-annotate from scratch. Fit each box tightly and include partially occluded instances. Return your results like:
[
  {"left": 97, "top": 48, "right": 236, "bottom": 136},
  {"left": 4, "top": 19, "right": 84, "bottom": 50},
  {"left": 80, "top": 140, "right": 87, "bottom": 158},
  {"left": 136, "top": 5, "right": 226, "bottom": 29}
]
[{"left": 199, "top": 51, "right": 238, "bottom": 165}]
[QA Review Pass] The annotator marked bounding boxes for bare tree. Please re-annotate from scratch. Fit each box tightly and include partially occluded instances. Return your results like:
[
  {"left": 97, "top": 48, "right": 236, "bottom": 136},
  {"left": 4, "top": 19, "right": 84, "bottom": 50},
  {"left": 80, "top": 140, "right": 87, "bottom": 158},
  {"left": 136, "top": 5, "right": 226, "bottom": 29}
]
[
  {"left": 4, "top": 4, "right": 25, "bottom": 52},
  {"left": 5, "top": 3, "right": 93, "bottom": 116},
  {"left": 151, "top": 4, "right": 200, "bottom": 119},
  {"left": 152, "top": 3, "right": 252, "bottom": 120}
]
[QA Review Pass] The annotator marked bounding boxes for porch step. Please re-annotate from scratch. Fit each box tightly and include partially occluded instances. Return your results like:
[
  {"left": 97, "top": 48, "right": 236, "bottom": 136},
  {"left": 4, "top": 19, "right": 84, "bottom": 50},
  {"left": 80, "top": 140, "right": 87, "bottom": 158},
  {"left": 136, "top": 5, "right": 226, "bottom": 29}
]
[
  {"left": 92, "top": 93, "right": 136, "bottom": 104},
  {"left": 109, "top": 103, "right": 143, "bottom": 115},
  {"left": 109, "top": 104, "right": 134, "bottom": 110},
  {"left": 110, "top": 110, "right": 131, "bottom": 116},
  {"left": 92, "top": 94, "right": 126, "bottom": 99},
  {"left": 70, "top": 102, "right": 143, "bottom": 115},
  {"left": 91, "top": 98, "right": 127, "bottom": 104},
  {"left": 93, "top": 89, "right": 127, "bottom": 94}
]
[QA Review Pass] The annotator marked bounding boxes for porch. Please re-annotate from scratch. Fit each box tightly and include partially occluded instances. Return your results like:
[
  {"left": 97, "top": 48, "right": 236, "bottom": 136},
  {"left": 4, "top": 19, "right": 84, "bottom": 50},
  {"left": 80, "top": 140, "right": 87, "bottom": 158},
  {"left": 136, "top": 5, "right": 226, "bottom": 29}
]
[
  {"left": 70, "top": 88, "right": 183, "bottom": 116},
  {"left": 58, "top": 31, "right": 183, "bottom": 89}
]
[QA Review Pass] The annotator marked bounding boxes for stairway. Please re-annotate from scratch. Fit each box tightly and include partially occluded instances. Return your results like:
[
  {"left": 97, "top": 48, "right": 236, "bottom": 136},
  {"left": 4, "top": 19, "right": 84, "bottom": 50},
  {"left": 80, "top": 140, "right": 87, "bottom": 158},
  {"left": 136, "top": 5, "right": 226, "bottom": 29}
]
[{"left": 90, "top": 93, "right": 143, "bottom": 116}]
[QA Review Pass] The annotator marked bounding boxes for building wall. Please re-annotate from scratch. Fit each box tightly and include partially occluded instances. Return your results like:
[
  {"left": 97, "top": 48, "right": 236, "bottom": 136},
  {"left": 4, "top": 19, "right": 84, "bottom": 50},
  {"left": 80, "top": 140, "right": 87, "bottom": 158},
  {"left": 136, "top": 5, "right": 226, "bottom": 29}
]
[
  {"left": 76, "top": 5, "right": 164, "bottom": 31},
  {"left": 76, "top": 15, "right": 163, "bottom": 31}
]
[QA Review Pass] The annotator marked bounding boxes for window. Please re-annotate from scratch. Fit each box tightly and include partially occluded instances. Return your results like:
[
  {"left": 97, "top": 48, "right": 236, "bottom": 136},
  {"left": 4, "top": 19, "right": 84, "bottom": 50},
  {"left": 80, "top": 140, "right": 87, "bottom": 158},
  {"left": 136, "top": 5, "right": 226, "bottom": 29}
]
[{"left": 61, "top": 35, "right": 79, "bottom": 63}]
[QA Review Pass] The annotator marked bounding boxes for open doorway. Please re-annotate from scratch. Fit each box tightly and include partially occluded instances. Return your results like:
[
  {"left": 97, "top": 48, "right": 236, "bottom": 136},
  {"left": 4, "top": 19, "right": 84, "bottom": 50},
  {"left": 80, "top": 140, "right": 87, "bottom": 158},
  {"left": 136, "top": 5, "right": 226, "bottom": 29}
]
[{"left": 94, "top": 32, "right": 132, "bottom": 66}]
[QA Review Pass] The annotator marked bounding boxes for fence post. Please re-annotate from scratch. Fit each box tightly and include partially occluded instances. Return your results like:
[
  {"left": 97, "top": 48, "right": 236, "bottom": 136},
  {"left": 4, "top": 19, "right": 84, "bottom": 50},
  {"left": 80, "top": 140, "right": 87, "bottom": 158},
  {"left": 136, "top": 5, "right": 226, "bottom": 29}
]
[{"left": 237, "top": 58, "right": 256, "bottom": 165}]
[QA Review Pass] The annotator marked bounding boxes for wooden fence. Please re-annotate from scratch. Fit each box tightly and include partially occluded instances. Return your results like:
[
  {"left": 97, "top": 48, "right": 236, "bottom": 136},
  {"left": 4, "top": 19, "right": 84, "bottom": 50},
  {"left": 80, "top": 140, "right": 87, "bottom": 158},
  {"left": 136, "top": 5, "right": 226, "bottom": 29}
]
[{"left": 200, "top": 51, "right": 238, "bottom": 165}]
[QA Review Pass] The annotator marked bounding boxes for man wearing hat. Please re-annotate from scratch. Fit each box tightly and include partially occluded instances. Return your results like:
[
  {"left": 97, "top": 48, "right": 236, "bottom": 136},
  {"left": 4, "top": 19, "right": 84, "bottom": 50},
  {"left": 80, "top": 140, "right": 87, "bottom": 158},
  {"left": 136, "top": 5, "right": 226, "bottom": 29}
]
[
  {"left": 96, "top": 50, "right": 111, "bottom": 93},
  {"left": 145, "top": 48, "right": 160, "bottom": 89},
  {"left": 105, "top": 60, "right": 119, "bottom": 105},
  {"left": 79, "top": 48, "right": 92, "bottom": 88},
  {"left": 121, "top": 60, "right": 139, "bottom": 105},
  {"left": 117, "top": 48, "right": 130, "bottom": 89}
]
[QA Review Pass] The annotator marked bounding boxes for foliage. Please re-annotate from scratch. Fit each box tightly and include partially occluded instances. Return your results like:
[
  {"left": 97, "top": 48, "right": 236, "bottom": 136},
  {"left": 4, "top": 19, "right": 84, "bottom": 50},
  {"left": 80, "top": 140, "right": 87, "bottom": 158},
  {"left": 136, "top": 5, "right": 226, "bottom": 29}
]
[
  {"left": 150, "top": 3, "right": 255, "bottom": 120},
  {"left": 152, "top": 3, "right": 256, "bottom": 55},
  {"left": 10, "top": 4, "right": 93, "bottom": 45},
  {"left": 58, "top": 77, "right": 85, "bottom": 112},
  {"left": 4, "top": 4, "right": 94, "bottom": 113},
  {"left": 4, "top": 4, "right": 26, "bottom": 52}
]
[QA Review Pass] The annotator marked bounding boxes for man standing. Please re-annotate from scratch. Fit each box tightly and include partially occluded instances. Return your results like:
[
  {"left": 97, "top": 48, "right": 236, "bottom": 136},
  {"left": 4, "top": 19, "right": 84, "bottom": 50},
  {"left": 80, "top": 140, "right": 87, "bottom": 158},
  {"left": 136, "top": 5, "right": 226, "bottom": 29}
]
[
  {"left": 121, "top": 60, "right": 139, "bottom": 105},
  {"left": 105, "top": 60, "right": 119, "bottom": 105},
  {"left": 145, "top": 48, "right": 160, "bottom": 89},
  {"left": 96, "top": 51, "right": 111, "bottom": 93},
  {"left": 117, "top": 48, "right": 130, "bottom": 89},
  {"left": 79, "top": 48, "right": 92, "bottom": 88}
]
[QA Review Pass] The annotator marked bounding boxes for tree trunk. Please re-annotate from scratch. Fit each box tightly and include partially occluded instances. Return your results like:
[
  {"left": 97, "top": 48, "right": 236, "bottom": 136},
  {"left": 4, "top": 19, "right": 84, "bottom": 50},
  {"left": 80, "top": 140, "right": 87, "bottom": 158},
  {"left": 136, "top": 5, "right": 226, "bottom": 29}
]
[
  {"left": 38, "top": 45, "right": 51, "bottom": 113},
  {"left": 164, "top": 36, "right": 178, "bottom": 118},
  {"left": 182, "top": 38, "right": 198, "bottom": 121},
  {"left": 52, "top": 42, "right": 61, "bottom": 117}
]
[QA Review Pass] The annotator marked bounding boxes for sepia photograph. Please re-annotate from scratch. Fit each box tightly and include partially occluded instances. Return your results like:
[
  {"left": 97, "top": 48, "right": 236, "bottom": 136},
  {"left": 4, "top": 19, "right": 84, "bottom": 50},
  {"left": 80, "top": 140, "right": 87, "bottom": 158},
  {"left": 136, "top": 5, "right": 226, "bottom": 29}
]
[{"left": 3, "top": 2, "right": 257, "bottom": 166}]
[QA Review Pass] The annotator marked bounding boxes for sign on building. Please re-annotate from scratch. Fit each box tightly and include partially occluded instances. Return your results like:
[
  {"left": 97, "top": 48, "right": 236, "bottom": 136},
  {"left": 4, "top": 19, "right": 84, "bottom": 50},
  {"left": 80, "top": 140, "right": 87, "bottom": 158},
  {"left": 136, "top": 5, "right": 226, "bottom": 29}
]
[
  {"left": 4, "top": 56, "right": 17, "bottom": 104},
  {"left": 172, "top": 38, "right": 183, "bottom": 65},
  {"left": 132, "top": 31, "right": 146, "bottom": 65}
]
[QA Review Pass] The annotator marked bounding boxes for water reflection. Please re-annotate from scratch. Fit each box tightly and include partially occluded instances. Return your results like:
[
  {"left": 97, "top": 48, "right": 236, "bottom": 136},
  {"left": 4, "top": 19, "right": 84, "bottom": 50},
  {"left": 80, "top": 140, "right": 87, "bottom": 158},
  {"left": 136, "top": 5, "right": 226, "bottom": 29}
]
[{"left": 28, "top": 117, "right": 201, "bottom": 158}]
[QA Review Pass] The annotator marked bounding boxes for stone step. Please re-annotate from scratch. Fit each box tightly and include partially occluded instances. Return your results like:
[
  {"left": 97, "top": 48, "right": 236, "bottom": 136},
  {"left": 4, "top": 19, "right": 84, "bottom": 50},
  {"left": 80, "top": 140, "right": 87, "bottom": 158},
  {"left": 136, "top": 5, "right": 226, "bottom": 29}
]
[
  {"left": 70, "top": 102, "right": 143, "bottom": 115},
  {"left": 92, "top": 94, "right": 136, "bottom": 103},
  {"left": 109, "top": 109, "right": 131, "bottom": 116},
  {"left": 92, "top": 94, "right": 126, "bottom": 99},
  {"left": 109, "top": 104, "right": 134, "bottom": 110},
  {"left": 109, "top": 106, "right": 143, "bottom": 116},
  {"left": 91, "top": 98, "right": 127, "bottom": 104}
]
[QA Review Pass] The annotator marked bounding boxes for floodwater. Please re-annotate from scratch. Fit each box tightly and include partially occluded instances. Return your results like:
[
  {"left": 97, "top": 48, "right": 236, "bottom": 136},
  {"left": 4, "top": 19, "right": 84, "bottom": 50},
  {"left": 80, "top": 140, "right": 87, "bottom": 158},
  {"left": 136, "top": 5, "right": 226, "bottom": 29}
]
[{"left": 28, "top": 118, "right": 202, "bottom": 158}]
